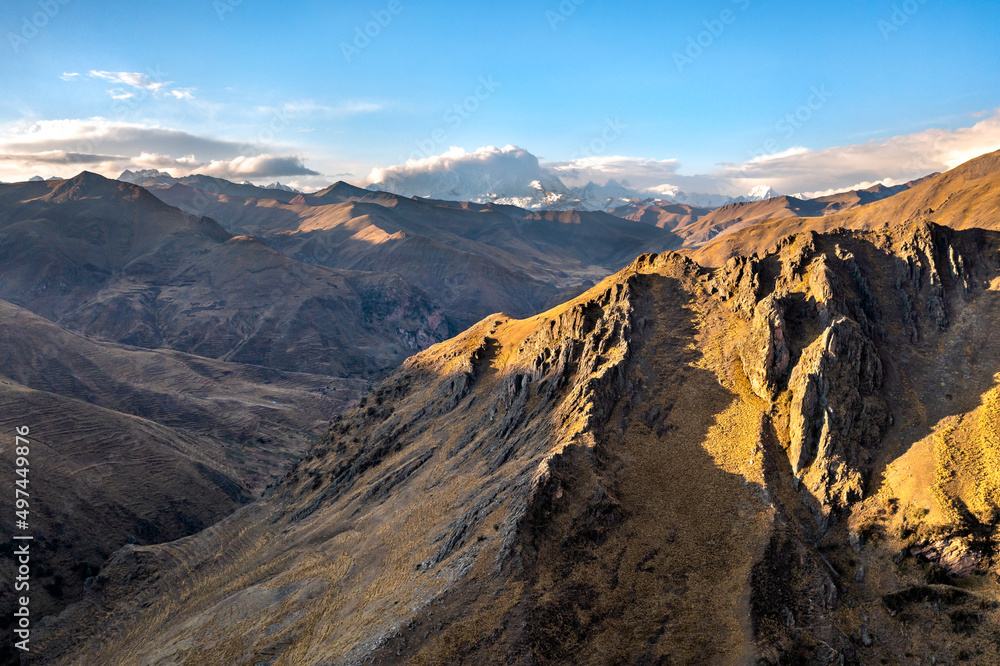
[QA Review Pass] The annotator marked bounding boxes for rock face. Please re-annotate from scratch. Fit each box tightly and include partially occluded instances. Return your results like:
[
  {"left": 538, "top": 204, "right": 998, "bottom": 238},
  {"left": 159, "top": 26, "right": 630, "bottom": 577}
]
[
  {"left": 787, "top": 316, "right": 889, "bottom": 512},
  {"left": 740, "top": 294, "right": 790, "bottom": 401},
  {"left": 28, "top": 218, "right": 1000, "bottom": 665}
]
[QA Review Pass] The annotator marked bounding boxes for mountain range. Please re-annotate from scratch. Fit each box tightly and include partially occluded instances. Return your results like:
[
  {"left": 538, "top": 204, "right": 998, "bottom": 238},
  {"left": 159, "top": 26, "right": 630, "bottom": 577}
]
[
  {"left": 367, "top": 167, "right": 782, "bottom": 212},
  {"left": 133, "top": 176, "right": 680, "bottom": 332},
  {"left": 12, "top": 149, "right": 1000, "bottom": 664}
]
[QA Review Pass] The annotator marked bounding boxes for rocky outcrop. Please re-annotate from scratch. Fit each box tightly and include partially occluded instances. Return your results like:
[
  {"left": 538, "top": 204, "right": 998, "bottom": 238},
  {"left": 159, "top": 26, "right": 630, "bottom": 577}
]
[
  {"left": 740, "top": 294, "right": 790, "bottom": 401},
  {"left": 787, "top": 316, "right": 890, "bottom": 510}
]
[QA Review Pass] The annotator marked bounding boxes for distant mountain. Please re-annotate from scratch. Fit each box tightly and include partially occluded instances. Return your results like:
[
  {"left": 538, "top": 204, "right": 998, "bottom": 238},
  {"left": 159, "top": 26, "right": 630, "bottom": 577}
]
[
  {"left": 0, "top": 172, "right": 448, "bottom": 377},
  {"left": 611, "top": 176, "right": 930, "bottom": 251},
  {"left": 119, "top": 169, "right": 302, "bottom": 203},
  {"left": 263, "top": 181, "right": 300, "bottom": 193},
  {"left": 369, "top": 174, "right": 780, "bottom": 212},
  {"left": 144, "top": 178, "right": 683, "bottom": 331},
  {"left": 364, "top": 154, "right": 778, "bottom": 212},
  {"left": 691, "top": 151, "right": 997, "bottom": 266},
  {"left": 609, "top": 201, "right": 716, "bottom": 231}
]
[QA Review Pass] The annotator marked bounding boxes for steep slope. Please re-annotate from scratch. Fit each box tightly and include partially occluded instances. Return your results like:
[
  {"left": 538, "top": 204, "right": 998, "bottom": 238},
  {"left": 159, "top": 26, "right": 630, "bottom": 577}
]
[
  {"left": 0, "top": 173, "right": 448, "bottom": 377},
  {"left": 608, "top": 201, "right": 714, "bottom": 231},
  {"left": 0, "top": 299, "right": 365, "bottom": 659},
  {"left": 693, "top": 150, "right": 1000, "bottom": 266},
  {"left": 0, "top": 299, "right": 364, "bottom": 489},
  {"left": 148, "top": 180, "right": 679, "bottom": 329},
  {"left": 669, "top": 176, "right": 931, "bottom": 249},
  {"left": 33, "top": 218, "right": 1000, "bottom": 664}
]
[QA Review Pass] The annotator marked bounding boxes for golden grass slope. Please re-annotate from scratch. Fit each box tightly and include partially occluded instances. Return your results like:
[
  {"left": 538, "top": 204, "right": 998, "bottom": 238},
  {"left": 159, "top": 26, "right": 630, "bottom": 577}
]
[{"left": 691, "top": 149, "right": 1000, "bottom": 267}]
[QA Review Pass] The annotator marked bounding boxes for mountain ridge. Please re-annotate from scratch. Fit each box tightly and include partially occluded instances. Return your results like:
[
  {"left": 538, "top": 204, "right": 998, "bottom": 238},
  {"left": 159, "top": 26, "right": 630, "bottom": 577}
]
[{"left": 31, "top": 210, "right": 1000, "bottom": 664}]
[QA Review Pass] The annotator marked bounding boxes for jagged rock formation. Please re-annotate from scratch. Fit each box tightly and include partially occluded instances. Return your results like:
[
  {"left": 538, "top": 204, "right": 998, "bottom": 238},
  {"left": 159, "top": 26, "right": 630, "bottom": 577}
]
[{"left": 30, "top": 215, "right": 1000, "bottom": 664}]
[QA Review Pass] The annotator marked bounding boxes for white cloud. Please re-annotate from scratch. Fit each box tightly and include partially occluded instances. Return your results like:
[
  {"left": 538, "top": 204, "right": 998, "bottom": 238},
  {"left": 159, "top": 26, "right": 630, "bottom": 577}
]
[
  {"left": 88, "top": 70, "right": 170, "bottom": 92},
  {"left": 74, "top": 70, "right": 197, "bottom": 101},
  {"left": 362, "top": 112, "right": 1000, "bottom": 204},
  {"left": 199, "top": 154, "right": 320, "bottom": 179},
  {"left": 718, "top": 111, "right": 1000, "bottom": 194},
  {"left": 546, "top": 112, "right": 999, "bottom": 197},
  {"left": 263, "top": 100, "right": 384, "bottom": 117},
  {"left": 0, "top": 149, "right": 128, "bottom": 181},
  {"left": 1, "top": 119, "right": 246, "bottom": 159},
  {"left": 366, "top": 145, "right": 568, "bottom": 200},
  {"left": 545, "top": 155, "right": 682, "bottom": 190},
  {"left": 0, "top": 119, "right": 321, "bottom": 182}
]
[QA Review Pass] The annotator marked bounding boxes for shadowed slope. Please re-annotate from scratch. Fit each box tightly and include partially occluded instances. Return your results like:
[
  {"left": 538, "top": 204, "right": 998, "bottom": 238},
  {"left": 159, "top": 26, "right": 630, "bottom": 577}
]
[
  {"left": 0, "top": 173, "right": 448, "bottom": 377},
  {"left": 148, "top": 180, "right": 681, "bottom": 329},
  {"left": 0, "top": 299, "right": 366, "bottom": 660}
]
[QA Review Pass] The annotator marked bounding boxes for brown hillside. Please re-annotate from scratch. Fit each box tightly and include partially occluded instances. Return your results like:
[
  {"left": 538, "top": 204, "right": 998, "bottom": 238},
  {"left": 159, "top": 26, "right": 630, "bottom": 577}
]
[
  {"left": 692, "top": 150, "right": 1000, "bottom": 266},
  {"left": 33, "top": 217, "right": 1000, "bottom": 665},
  {"left": 149, "top": 180, "right": 681, "bottom": 329},
  {"left": 0, "top": 299, "right": 365, "bottom": 655},
  {"left": 0, "top": 173, "right": 448, "bottom": 377}
]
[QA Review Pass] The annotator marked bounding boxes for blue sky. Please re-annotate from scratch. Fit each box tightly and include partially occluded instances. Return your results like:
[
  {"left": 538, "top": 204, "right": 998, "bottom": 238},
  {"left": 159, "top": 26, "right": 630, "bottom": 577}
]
[{"left": 1, "top": 0, "right": 999, "bottom": 195}]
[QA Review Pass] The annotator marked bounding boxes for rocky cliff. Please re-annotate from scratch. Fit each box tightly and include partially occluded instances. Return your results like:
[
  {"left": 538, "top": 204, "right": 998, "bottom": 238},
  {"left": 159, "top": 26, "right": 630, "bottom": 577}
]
[{"left": 29, "top": 217, "right": 1000, "bottom": 664}]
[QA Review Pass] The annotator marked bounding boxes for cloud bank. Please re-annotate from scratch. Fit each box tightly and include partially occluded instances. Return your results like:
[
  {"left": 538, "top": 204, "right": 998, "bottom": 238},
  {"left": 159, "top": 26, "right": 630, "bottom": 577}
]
[
  {"left": 0, "top": 119, "right": 320, "bottom": 182},
  {"left": 364, "top": 111, "right": 1000, "bottom": 200},
  {"left": 366, "top": 145, "right": 568, "bottom": 200},
  {"left": 3, "top": 111, "right": 999, "bottom": 198}
]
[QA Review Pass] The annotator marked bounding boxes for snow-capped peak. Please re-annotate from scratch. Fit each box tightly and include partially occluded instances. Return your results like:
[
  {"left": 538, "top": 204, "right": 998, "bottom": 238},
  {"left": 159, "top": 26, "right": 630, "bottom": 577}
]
[
  {"left": 118, "top": 169, "right": 175, "bottom": 186},
  {"left": 746, "top": 185, "right": 778, "bottom": 201},
  {"left": 264, "top": 182, "right": 300, "bottom": 193}
]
